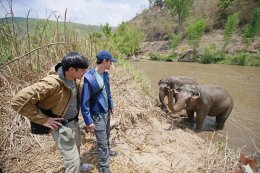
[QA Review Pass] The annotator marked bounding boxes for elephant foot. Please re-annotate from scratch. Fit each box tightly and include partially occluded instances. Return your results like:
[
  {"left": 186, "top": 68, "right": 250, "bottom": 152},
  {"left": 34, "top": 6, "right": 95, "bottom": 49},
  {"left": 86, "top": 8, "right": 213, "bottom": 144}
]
[
  {"left": 192, "top": 126, "right": 202, "bottom": 133},
  {"left": 216, "top": 124, "right": 224, "bottom": 130},
  {"left": 184, "top": 117, "right": 194, "bottom": 124}
]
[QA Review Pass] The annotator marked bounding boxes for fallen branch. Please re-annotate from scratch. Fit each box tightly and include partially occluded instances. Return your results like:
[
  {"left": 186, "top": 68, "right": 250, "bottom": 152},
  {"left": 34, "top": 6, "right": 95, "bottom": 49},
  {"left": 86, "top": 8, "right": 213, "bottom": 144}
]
[{"left": 0, "top": 42, "right": 65, "bottom": 68}]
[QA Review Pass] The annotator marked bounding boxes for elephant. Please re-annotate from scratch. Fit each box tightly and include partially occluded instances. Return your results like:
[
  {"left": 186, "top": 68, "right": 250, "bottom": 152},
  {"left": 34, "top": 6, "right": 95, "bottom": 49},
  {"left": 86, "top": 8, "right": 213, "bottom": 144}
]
[
  {"left": 168, "top": 85, "right": 234, "bottom": 130},
  {"left": 158, "top": 76, "right": 198, "bottom": 112}
]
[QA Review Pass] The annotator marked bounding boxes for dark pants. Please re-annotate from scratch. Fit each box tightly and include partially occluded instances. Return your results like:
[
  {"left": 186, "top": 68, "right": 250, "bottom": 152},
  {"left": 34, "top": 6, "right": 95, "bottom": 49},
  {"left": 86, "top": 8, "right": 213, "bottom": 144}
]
[{"left": 92, "top": 112, "right": 111, "bottom": 173}]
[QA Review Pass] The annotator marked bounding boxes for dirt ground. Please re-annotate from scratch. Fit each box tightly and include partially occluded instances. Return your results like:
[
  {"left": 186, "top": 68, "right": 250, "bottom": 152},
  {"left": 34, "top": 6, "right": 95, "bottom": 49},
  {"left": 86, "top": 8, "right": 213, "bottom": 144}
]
[{"left": 2, "top": 60, "right": 259, "bottom": 173}]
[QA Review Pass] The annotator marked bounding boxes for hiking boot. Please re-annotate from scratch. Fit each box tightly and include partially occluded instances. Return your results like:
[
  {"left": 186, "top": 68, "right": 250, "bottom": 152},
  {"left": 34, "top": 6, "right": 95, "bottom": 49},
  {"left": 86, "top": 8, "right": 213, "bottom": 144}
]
[
  {"left": 80, "top": 163, "right": 94, "bottom": 172},
  {"left": 99, "top": 168, "right": 111, "bottom": 173},
  {"left": 109, "top": 150, "right": 118, "bottom": 157}
]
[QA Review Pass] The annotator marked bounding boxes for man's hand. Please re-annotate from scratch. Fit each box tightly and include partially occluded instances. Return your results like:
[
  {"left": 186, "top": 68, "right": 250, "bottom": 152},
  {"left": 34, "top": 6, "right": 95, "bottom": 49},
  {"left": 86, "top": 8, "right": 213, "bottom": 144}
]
[
  {"left": 43, "top": 117, "right": 64, "bottom": 129},
  {"left": 86, "top": 123, "right": 95, "bottom": 133},
  {"left": 110, "top": 108, "right": 114, "bottom": 114}
]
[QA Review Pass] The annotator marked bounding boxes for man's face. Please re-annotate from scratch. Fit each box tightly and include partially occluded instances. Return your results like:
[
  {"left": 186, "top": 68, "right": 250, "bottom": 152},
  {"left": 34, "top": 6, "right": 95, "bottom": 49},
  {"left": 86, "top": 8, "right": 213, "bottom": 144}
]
[
  {"left": 104, "top": 59, "right": 113, "bottom": 70},
  {"left": 69, "top": 67, "right": 88, "bottom": 79}
]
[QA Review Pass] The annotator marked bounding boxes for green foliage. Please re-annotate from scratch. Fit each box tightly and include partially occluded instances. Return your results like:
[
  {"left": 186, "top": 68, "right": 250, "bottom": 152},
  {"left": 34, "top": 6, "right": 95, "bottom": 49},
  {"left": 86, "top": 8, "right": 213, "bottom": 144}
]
[
  {"left": 218, "top": 0, "right": 235, "bottom": 9},
  {"left": 0, "top": 22, "right": 13, "bottom": 64},
  {"left": 149, "top": 52, "right": 160, "bottom": 60},
  {"left": 244, "top": 8, "right": 260, "bottom": 38},
  {"left": 112, "top": 22, "right": 146, "bottom": 56},
  {"left": 222, "top": 52, "right": 260, "bottom": 66},
  {"left": 165, "top": 0, "right": 193, "bottom": 28},
  {"left": 148, "top": 52, "right": 176, "bottom": 61},
  {"left": 102, "top": 23, "right": 112, "bottom": 37},
  {"left": 187, "top": 19, "right": 206, "bottom": 54},
  {"left": 161, "top": 54, "right": 176, "bottom": 61},
  {"left": 170, "top": 33, "right": 182, "bottom": 50},
  {"left": 223, "top": 13, "right": 239, "bottom": 49},
  {"left": 198, "top": 44, "right": 225, "bottom": 64},
  {"left": 0, "top": 53, "right": 13, "bottom": 65}
]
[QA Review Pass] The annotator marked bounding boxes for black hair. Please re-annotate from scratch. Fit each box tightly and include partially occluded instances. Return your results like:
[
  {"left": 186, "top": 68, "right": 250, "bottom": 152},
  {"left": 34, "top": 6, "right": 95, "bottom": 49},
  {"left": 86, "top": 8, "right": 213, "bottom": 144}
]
[
  {"left": 62, "top": 52, "right": 89, "bottom": 71},
  {"left": 96, "top": 57, "right": 109, "bottom": 65}
]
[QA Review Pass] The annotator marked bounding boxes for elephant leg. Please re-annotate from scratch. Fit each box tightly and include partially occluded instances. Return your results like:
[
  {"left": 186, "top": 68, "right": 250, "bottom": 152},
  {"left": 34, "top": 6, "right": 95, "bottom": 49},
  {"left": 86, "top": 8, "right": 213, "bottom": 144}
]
[
  {"left": 196, "top": 113, "right": 206, "bottom": 130},
  {"left": 186, "top": 110, "right": 194, "bottom": 123},
  {"left": 216, "top": 108, "right": 232, "bottom": 130},
  {"left": 161, "top": 105, "right": 168, "bottom": 112}
]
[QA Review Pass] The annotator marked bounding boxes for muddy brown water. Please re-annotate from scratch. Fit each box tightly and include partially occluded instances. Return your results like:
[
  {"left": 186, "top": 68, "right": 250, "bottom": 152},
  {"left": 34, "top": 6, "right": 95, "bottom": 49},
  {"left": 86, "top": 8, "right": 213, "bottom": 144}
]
[{"left": 132, "top": 61, "right": 260, "bottom": 154}]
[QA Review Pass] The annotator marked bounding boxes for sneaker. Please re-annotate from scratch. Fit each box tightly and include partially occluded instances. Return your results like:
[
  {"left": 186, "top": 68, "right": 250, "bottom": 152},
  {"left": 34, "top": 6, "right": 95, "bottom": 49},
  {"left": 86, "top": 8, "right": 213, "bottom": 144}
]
[
  {"left": 99, "top": 168, "right": 111, "bottom": 173},
  {"left": 109, "top": 150, "right": 118, "bottom": 157},
  {"left": 80, "top": 163, "right": 94, "bottom": 172}
]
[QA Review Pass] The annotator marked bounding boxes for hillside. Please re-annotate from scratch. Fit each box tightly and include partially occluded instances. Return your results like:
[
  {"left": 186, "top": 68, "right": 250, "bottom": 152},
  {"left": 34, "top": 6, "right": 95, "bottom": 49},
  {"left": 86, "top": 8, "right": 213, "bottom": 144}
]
[
  {"left": 130, "top": 0, "right": 260, "bottom": 41},
  {"left": 0, "top": 17, "right": 102, "bottom": 35},
  {"left": 129, "top": 0, "right": 260, "bottom": 62}
]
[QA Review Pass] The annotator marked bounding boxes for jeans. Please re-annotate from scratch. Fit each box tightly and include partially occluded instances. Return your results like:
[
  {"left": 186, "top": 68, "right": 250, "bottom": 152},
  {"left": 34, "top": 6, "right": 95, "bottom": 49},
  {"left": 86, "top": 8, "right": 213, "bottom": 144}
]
[{"left": 92, "top": 112, "right": 111, "bottom": 173}]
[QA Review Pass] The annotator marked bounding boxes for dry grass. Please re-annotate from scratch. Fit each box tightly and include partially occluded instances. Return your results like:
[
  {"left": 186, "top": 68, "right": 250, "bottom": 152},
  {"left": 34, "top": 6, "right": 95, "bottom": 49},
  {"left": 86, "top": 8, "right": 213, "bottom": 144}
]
[{"left": 1, "top": 58, "right": 260, "bottom": 173}]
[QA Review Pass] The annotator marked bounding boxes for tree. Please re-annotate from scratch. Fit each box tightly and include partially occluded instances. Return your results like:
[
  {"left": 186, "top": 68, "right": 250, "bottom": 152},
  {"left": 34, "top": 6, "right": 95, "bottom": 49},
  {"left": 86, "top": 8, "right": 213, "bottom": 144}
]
[
  {"left": 187, "top": 19, "right": 206, "bottom": 55},
  {"left": 112, "top": 22, "right": 146, "bottom": 56},
  {"left": 101, "top": 23, "right": 112, "bottom": 38},
  {"left": 223, "top": 13, "right": 239, "bottom": 50},
  {"left": 165, "top": 0, "right": 193, "bottom": 30}
]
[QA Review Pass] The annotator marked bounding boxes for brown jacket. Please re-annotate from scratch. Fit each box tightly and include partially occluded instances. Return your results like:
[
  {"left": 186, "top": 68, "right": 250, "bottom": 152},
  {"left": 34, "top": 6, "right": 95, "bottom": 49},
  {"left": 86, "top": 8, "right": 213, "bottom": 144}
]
[{"left": 11, "top": 64, "right": 83, "bottom": 125}]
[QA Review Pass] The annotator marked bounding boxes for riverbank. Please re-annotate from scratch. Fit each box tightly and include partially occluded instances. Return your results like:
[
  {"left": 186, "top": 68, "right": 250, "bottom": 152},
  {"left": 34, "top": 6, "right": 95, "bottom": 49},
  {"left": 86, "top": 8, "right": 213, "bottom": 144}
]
[
  {"left": 137, "top": 30, "right": 260, "bottom": 66},
  {"left": 1, "top": 59, "right": 258, "bottom": 173}
]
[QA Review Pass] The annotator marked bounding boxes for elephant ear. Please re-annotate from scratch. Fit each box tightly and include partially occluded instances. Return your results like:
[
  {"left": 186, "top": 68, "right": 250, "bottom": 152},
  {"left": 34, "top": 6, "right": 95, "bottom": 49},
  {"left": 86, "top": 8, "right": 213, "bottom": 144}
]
[
  {"left": 190, "top": 88, "right": 200, "bottom": 102},
  {"left": 174, "top": 87, "right": 181, "bottom": 94}
]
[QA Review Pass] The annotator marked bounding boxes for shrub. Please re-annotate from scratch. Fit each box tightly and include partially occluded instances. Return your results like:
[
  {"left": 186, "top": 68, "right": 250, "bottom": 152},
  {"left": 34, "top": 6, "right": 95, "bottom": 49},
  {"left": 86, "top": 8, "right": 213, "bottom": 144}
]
[
  {"left": 245, "top": 53, "right": 260, "bottom": 66},
  {"left": 223, "top": 53, "right": 260, "bottom": 66},
  {"left": 170, "top": 33, "right": 182, "bottom": 50},
  {"left": 225, "top": 53, "right": 247, "bottom": 65},
  {"left": 244, "top": 8, "right": 260, "bottom": 39},
  {"left": 187, "top": 19, "right": 207, "bottom": 55},
  {"left": 161, "top": 54, "right": 176, "bottom": 62},
  {"left": 218, "top": 0, "right": 235, "bottom": 9},
  {"left": 149, "top": 52, "right": 160, "bottom": 60},
  {"left": 199, "top": 44, "right": 225, "bottom": 64},
  {"left": 223, "top": 13, "right": 239, "bottom": 49},
  {"left": 112, "top": 22, "right": 146, "bottom": 56}
]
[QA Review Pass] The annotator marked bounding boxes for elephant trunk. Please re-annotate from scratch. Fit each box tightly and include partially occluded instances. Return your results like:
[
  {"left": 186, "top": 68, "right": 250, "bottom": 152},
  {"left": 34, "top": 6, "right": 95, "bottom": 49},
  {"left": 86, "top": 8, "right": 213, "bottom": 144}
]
[
  {"left": 167, "top": 89, "right": 174, "bottom": 112},
  {"left": 172, "top": 96, "right": 186, "bottom": 112},
  {"left": 159, "top": 88, "right": 166, "bottom": 109}
]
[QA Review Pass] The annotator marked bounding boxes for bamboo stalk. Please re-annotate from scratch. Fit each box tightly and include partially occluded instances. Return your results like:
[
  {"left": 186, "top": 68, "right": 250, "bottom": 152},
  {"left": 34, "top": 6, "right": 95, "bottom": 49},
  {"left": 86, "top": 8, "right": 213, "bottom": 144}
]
[{"left": 0, "top": 42, "right": 65, "bottom": 68}]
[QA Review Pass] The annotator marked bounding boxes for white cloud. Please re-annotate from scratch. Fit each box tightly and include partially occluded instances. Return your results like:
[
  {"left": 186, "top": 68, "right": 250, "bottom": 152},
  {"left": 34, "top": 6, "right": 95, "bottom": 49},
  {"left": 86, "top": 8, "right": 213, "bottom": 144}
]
[{"left": 0, "top": 0, "right": 149, "bottom": 26}]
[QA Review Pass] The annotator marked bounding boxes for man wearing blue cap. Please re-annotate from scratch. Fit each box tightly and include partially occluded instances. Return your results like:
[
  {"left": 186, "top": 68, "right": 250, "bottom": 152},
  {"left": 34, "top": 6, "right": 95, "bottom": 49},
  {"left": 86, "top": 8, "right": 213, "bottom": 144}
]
[{"left": 81, "top": 50, "right": 118, "bottom": 173}]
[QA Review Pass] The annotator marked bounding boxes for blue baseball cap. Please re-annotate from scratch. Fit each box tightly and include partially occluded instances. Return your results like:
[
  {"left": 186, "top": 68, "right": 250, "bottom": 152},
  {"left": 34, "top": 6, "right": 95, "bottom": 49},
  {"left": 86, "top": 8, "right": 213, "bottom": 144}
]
[{"left": 97, "top": 50, "right": 117, "bottom": 62}]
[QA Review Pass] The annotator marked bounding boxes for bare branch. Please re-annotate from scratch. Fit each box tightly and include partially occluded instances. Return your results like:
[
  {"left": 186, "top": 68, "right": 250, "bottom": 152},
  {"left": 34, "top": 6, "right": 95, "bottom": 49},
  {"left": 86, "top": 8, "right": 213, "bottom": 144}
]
[{"left": 0, "top": 42, "right": 65, "bottom": 69}]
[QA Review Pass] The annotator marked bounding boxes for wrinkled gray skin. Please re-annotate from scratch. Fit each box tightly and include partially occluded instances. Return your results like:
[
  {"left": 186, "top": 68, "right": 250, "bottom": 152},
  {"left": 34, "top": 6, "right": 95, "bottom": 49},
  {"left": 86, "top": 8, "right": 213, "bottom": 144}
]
[
  {"left": 172, "top": 85, "right": 234, "bottom": 130},
  {"left": 158, "top": 77, "right": 198, "bottom": 112}
]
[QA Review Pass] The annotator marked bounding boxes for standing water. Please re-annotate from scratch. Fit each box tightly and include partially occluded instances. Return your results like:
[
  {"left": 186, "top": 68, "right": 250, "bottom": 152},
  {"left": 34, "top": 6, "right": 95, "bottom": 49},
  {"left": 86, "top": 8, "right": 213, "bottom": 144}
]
[{"left": 132, "top": 61, "right": 260, "bottom": 154}]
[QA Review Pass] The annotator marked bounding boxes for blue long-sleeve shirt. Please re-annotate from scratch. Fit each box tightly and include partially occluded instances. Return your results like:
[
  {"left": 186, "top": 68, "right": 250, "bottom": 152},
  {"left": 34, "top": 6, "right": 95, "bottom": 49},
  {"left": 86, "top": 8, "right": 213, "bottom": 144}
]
[{"left": 81, "top": 67, "right": 114, "bottom": 125}]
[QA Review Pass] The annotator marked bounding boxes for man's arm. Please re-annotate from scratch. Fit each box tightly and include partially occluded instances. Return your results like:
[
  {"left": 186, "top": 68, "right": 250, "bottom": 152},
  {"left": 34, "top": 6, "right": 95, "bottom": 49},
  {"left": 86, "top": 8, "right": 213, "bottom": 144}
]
[
  {"left": 11, "top": 79, "right": 63, "bottom": 127},
  {"left": 81, "top": 78, "right": 94, "bottom": 125}
]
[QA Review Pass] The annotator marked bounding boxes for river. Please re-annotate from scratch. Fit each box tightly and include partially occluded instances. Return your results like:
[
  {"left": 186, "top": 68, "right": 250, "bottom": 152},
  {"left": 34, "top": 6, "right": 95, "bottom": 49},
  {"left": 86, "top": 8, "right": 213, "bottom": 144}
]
[{"left": 132, "top": 61, "right": 260, "bottom": 154}]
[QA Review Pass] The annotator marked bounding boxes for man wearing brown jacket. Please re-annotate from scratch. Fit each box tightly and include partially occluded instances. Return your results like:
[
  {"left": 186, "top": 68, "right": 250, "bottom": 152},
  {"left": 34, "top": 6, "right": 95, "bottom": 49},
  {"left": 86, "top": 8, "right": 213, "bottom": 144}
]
[{"left": 11, "top": 52, "right": 93, "bottom": 172}]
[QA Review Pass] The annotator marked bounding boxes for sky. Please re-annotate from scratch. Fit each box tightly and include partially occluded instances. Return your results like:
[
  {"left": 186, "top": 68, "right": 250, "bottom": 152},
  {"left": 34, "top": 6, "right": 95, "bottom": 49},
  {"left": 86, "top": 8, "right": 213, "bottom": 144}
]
[{"left": 0, "top": 0, "right": 149, "bottom": 26}]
